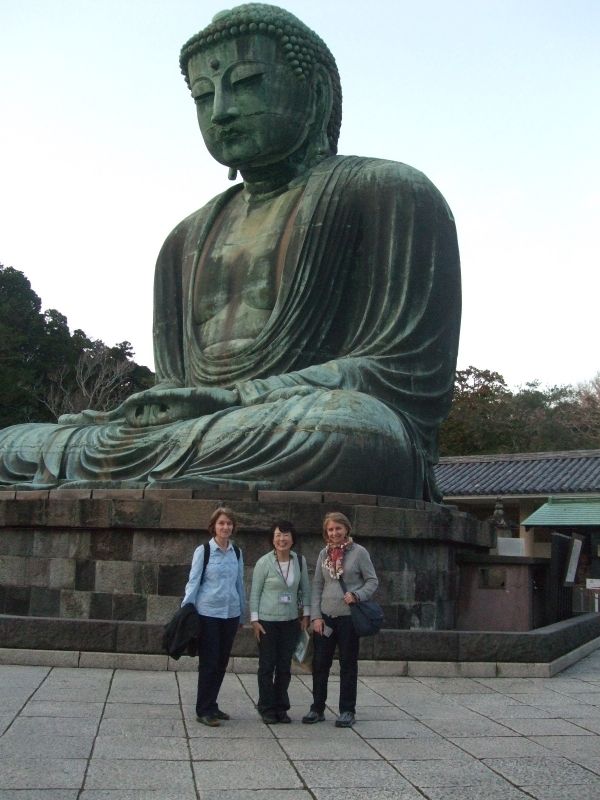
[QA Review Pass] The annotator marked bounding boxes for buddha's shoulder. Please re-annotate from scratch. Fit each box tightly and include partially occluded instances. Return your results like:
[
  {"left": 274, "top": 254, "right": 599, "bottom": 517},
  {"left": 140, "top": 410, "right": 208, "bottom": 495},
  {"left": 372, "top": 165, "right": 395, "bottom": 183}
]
[
  {"left": 318, "top": 155, "right": 452, "bottom": 216},
  {"left": 325, "top": 155, "right": 442, "bottom": 195}
]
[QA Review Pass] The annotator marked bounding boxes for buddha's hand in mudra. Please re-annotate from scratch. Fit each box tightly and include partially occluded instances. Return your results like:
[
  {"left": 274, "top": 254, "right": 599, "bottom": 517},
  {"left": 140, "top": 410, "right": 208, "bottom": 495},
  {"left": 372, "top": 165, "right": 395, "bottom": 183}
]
[
  {"left": 121, "top": 387, "right": 239, "bottom": 427},
  {"left": 58, "top": 387, "right": 239, "bottom": 428}
]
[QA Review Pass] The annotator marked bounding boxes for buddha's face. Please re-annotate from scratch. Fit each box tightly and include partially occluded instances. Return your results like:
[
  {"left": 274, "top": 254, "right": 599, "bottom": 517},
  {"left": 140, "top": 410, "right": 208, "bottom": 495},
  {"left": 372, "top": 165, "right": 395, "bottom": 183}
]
[{"left": 187, "top": 34, "right": 313, "bottom": 172}]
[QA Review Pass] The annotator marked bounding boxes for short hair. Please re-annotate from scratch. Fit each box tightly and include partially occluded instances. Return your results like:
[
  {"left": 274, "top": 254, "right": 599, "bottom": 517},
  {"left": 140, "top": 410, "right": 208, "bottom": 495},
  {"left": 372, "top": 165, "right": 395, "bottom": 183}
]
[
  {"left": 208, "top": 506, "right": 238, "bottom": 536},
  {"left": 322, "top": 511, "right": 352, "bottom": 541},
  {"left": 179, "top": 3, "right": 342, "bottom": 153},
  {"left": 270, "top": 519, "right": 297, "bottom": 547}
]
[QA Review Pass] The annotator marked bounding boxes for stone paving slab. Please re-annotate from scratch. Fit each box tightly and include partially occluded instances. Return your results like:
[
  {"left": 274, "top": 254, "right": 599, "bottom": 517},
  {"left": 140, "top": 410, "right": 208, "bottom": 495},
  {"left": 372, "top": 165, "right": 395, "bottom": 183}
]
[
  {"left": 496, "top": 717, "right": 595, "bottom": 735},
  {"left": 393, "top": 757, "right": 507, "bottom": 787},
  {"left": 80, "top": 793, "right": 197, "bottom": 800},
  {"left": 42, "top": 668, "right": 112, "bottom": 687},
  {"left": 449, "top": 735, "right": 551, "bottom": 758},
  {"left": 190, "top": 737, "right": 287, "bottom": 761},
  {"left": 105, "top": 688, "right": 179, "bottom": 704},
  {"left": 0, "top": 716, "right": 14, "bottom": 735},
  {"left": 92, "top": 734, "right": 189, "bottom": 760},
  {"left": 1, "top": 757, "right": 87, "bottom": 789},
  {"left": 278, "top": 735, "right": 380, "bottom": 760},
  {"left": 192, "top": 760, "right": 302, "bottom": 790},
  {"left": 578, "top": 757, "right": 600, "bottom": 775},
  {"left": 295, "top": 759, "right": 413, "bottom": 788},
  {"left": 0, "top": 665, "right": 49, "bottom": 686},
  {"left": 530, "top": 734, "right": 600, "bottom": 759},
  {"left": 102, "top": 702, "right": 181, "bottom": 719},
  {"left": 0, "top": 732, "right": 94, "bottom": 758},
  {"left": 312, "top": 790, "right": 424, "bottom": 800},
  {"left": 393, "top": 701, "right": 485, "bottom": 719},
  {"left": 351, "top": 704, "right": 412, "bottom": 720},
  {"left": 417, "top": 677, "right": 495, "bottom": 694},
  {"left": 0, "top": 792, "right": 79, "bottom": 800},
  {"left": 352, "top": 718, "right": 437, "bottom": 738},
  {"left": 84, "top": 760, "right": 196, "bottom": 791},
  {"left": 478, "top": 704, "right": 554, "bottom": 719},
  {"left": 366, "top": 736, "right": 471, "bottom": 761},
  {"left": 519, "top": 787, "right": 600, "bottom": 800},
  {"left": 200, "top": 792, "right": 312, "bottom": 800},
  {"left": 7, "top": 716, "right": 99, "bottom": 737},
  {"left": 29, "top": 686, "right": 110, "bottom": 702},
  {"left": 20, "top": 700, "right": 105, "bottom": 718},
  {"left": 0, "top": 693, "right": 32, "bottom": 712},
  {"left": 97, "top": 717, "right": 186, "bottom": 737},
  {"left": 419, "top": 716, "right": 518, "bottom": 737},
  {"left": 569, "top": 717, "right": 600, "bottom": 734},
  {"left": 482, "top": 755, "right": 600, "bottom": 785},
  {"left": 422, "top": 788, "right": 533, "bottom": 799}
]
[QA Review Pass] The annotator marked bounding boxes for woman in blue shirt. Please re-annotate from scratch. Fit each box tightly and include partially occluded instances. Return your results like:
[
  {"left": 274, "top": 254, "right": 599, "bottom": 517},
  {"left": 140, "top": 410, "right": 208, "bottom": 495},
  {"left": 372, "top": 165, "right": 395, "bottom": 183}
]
[{"left": 182, "top": 506, "right": 244, "bottom": 726}]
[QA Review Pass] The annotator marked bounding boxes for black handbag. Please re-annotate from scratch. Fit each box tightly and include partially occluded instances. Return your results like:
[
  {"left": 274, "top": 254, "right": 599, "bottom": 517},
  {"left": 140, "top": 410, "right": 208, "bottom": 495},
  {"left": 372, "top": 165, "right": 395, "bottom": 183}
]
[{"left": 339, "top": 577, "right": 384, "bottom": 637}]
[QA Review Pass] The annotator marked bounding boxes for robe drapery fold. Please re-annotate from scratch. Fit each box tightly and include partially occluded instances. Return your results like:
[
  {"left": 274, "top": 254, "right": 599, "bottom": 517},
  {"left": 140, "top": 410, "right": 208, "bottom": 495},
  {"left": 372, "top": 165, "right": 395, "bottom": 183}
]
[{"left": 0, "top": 156, "right": 461, "bottom": 497}]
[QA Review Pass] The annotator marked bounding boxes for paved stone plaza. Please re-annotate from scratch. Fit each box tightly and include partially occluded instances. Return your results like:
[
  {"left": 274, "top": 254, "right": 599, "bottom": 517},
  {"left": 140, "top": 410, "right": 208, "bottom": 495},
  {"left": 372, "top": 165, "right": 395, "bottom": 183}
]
[{"left": 2, "top": 649, "right": 600, "bottom": 799}]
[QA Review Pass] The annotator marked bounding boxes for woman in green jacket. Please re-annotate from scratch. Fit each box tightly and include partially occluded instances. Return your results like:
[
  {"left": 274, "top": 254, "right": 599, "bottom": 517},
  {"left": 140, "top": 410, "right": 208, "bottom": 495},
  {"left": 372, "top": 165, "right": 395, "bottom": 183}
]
[{"left": 250, "top": 520, "right": 311, "bottom": 723}]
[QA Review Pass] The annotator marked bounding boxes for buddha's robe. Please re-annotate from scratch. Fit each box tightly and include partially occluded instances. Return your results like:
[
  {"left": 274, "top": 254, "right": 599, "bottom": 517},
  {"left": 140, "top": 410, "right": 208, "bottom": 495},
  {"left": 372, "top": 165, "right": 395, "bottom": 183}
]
[{"left": 0, "top": 156, "right": 461, "bottom": 497}]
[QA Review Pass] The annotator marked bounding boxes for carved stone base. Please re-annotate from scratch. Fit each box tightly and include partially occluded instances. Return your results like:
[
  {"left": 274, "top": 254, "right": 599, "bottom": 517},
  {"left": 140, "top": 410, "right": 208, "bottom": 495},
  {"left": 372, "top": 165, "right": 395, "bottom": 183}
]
[{"left": 0, "top": 487, "right": 493, "bottom": 647}]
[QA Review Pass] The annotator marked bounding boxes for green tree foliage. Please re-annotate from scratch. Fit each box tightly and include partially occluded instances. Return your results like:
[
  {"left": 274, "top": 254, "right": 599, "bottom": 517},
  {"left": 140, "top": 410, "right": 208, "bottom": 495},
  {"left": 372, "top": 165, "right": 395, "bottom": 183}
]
[
  {"left": 0, "top": 264, "right": 154, "bottom": 427},
  {"left": 440, "top": 366, "right": 600, "bottom": 456}
]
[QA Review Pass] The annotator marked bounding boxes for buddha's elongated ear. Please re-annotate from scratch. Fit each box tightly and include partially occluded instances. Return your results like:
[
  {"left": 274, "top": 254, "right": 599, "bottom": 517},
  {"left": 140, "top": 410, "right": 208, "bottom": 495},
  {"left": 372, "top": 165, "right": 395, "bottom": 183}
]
[{"left": 309, "top": 64, "right": 334, "bottom": 158}]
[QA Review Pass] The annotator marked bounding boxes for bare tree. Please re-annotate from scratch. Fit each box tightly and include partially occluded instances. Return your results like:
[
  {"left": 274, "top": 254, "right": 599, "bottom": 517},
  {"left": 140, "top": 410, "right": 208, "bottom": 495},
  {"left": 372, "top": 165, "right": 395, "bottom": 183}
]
[{"left": 39, "top": 342, "right": 136, "bottom": 420}]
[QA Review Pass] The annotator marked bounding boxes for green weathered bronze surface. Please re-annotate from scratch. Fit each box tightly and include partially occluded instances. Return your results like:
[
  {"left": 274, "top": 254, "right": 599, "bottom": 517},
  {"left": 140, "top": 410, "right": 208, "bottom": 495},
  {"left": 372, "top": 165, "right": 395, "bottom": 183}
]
[{"left": 0, "top": 3, "right": 461, "bottom": 497}]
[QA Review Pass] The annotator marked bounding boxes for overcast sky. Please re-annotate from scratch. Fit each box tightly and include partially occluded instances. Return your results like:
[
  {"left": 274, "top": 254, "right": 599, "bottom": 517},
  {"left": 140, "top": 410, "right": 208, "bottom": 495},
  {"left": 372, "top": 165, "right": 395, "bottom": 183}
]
[{"left": 1, "top": 0, "right": 598, "bottom": 389}]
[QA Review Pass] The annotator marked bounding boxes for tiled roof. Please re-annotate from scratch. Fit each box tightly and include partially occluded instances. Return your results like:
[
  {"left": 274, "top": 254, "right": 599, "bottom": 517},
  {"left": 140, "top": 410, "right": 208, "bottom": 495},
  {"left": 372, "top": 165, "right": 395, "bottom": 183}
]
[{"left": 434, "top": 450, "right": 600, "bottom": 497}]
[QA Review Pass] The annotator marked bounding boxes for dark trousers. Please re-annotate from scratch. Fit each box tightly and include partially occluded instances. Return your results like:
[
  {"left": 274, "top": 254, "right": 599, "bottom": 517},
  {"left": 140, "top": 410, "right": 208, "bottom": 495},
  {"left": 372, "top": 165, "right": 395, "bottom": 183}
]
[
  {"left": 311, "top": 614, "right": 359, "bottom": 714},
  {"left": 196, "top": 615, "right": 239, "bottom": 717},
  {"left": 257, "top": 619, "right": 300, "bottom": 715}
]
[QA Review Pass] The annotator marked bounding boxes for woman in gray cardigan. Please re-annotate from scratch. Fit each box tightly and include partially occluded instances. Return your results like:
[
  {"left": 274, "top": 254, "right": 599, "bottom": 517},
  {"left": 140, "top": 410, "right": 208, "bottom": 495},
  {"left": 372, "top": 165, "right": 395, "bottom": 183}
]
[
  {"left": 250, "top": 520, "right": 311, "bottom": 723},
  {"left": 302, "top": 511, "right": 378, "bottom": 728}
]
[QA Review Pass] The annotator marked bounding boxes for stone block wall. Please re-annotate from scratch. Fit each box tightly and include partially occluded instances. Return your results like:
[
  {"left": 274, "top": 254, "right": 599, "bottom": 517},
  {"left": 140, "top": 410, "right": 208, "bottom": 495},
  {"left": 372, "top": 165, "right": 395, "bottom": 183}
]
[{"left": 0, "top": 488, "right": 494, "bottom": 634}]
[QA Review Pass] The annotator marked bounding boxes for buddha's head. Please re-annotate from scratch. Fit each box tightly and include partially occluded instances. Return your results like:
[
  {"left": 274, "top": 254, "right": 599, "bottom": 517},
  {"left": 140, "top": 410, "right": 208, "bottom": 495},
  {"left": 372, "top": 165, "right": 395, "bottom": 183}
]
[{"left": 179, "top": 3, "right": 342, "bottom": 177}]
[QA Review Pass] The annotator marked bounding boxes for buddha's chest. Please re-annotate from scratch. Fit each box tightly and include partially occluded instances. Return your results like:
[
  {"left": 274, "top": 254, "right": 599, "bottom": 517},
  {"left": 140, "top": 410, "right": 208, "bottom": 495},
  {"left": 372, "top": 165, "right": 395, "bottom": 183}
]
[{"left": 192, "top": 186, "right": 303, "bottom": 323}]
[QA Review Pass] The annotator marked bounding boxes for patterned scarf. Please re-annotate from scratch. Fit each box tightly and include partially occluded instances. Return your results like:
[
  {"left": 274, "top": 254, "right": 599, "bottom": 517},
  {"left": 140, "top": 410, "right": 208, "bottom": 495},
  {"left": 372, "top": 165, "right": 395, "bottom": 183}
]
[{"left": 324, "top": 537, "right": 354, "bottom": 579}]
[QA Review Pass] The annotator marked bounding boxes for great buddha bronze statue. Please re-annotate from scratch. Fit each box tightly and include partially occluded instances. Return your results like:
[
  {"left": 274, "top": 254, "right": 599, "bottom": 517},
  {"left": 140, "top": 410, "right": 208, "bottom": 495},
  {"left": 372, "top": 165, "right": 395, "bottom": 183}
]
[{"left": 0, "top": 3, "right": 461, "bottom": 498}]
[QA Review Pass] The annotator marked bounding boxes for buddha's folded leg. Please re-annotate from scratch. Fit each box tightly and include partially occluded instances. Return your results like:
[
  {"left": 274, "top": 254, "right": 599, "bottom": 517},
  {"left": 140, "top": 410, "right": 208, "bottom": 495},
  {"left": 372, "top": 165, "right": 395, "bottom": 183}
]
[
  {"left": 0, "top": 423, "right": 77, "bottom": 486},
  {"left": 150, "top": 388, "right": 424, "bottom": 496}
]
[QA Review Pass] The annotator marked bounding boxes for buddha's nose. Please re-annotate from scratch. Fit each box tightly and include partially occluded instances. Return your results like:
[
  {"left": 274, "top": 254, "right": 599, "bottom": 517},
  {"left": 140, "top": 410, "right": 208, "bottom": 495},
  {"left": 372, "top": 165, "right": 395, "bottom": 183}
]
[{"left": 211, "top": 87, "right": 239, "bottom": 124}]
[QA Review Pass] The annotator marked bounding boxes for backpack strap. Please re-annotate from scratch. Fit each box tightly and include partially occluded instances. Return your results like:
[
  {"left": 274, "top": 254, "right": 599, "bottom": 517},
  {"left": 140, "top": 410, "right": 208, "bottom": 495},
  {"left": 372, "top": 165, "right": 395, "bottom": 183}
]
[{"left": 200, "top": 543, "right": 210, "bottom": 585}]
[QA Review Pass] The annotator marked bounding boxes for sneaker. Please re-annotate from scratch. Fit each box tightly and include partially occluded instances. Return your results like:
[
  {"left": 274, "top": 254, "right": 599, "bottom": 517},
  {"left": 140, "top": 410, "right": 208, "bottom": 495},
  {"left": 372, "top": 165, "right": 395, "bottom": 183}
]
[
  {"left": 196, "top": 715, "right": 220, "bottom": 727},
  {"left": 215, "top": 709, "right": 230, "bottom": 720},
  {"left": 335, "top": 711, "right": 355, "bottom": 728},
  {"left": 302, "top": 710, "right": 325, "bottom": 724},
  {"left": 261, "top": 712, "right": 279, "bottom": 724},
  {"left": 277, "top": 712, "right": 292, "bottom": 723}
]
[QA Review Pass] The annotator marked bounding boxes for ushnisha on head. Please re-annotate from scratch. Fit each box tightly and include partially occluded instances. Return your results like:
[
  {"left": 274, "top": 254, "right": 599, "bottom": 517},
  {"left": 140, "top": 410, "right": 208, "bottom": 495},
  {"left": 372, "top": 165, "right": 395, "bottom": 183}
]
[{"left": 180, "top": 3, "right": 342, "bottom": 158}]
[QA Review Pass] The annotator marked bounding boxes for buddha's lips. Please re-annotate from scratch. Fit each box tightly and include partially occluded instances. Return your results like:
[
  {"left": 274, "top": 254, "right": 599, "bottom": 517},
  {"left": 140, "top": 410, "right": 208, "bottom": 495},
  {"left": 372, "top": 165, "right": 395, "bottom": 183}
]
[{"left": 213, "top": 127, "right": 244, "bottom": 142}]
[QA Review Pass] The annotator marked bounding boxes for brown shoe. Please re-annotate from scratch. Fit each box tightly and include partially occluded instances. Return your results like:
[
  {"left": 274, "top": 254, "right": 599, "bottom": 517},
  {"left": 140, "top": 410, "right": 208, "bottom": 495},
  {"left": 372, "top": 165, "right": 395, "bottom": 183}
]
[
  {"left": 196, "top": 715, "right": 220, "bottom": 727},
  {"left": 215, "top": 709, "right": 230, "bottom": 721}
]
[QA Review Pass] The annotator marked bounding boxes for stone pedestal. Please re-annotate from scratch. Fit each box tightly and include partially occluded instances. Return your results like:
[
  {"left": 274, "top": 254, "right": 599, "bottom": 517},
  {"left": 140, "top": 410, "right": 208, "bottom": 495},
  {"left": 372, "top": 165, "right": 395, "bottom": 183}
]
[{"left": 0, "top": 487, "right": 493, "bottom": 655}]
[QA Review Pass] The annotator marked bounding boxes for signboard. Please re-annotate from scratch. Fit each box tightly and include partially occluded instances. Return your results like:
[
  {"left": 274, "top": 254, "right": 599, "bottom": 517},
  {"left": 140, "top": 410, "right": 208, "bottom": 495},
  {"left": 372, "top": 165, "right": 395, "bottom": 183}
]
[{"left": 564, "top": 533, "right": 584, "bottom": 586}]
